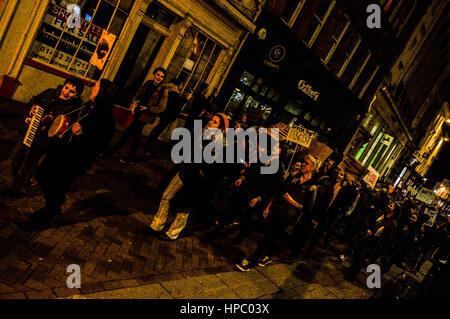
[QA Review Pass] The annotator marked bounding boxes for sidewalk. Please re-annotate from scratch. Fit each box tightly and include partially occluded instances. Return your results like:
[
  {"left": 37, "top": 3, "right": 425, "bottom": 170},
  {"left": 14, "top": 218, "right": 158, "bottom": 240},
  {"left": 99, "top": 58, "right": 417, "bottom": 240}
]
[{"left": 70, "top": 259, "right": 375, "bottom": 299}]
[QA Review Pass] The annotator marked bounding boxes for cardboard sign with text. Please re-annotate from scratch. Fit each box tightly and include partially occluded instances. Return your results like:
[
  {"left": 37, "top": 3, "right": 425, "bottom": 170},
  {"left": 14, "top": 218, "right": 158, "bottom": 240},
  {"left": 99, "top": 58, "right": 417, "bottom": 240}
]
[
  {"left": 363, "top": 166, "right": 380, "bottom": 189},
  {"left": 286, "top": 125, "right": 315, "bottom": 147},
  {"left": 307, "top": 139, "right": 333, "bottom": 163},
  {"left": 338, "top": 156, "right": 367, "bottom": 182}
]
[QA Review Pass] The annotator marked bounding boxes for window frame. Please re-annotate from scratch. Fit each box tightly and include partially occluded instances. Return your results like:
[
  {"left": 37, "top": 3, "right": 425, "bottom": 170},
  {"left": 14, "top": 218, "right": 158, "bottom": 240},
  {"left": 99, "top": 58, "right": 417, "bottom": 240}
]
[
  {"left": 337, "top": 35, "right": 361, "bottom": 78},
  {"left": 281, "top": 0, "right": 307, "bottom": 28},
  {"left": 321, "top": 13, "right": 351, "bottom": 65},
  {"left": 349, "top": 50, "right": 371, "bottom": 89},
  {"left": 26, "top": 0, "right": 132, "bottom": 80},
  {"left": 359, "top": 65, "right": 379, "bottom": 99},
  {"left": 303, "top": 0, "right": 336, "bottom": 48},
  {"left": 167, "top": 27, "right": 223, "bottom": 94}
]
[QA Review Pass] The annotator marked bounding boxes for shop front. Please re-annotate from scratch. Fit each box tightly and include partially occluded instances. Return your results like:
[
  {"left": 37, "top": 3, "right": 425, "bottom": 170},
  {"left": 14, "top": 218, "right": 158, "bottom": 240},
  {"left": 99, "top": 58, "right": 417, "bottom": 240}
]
[
  {"left": 219, "top": 9, "right": 365, "bottom": 151},
  {"left": 0, "top": 0, "right": 259, "bottom": 107}
]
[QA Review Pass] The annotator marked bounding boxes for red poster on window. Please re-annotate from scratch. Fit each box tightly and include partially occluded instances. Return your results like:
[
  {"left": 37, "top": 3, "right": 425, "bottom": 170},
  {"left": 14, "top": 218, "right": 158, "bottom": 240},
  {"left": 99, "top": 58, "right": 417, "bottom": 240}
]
[{"left": 90, "top": 30, "right": 116, "bottom": 70}]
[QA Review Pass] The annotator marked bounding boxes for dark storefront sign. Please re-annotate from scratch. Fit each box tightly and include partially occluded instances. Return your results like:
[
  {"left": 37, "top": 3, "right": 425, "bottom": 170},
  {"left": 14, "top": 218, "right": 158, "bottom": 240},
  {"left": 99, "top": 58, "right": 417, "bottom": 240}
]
[{"left": 221, "top": 10, "right": 365, "bottom": 150}]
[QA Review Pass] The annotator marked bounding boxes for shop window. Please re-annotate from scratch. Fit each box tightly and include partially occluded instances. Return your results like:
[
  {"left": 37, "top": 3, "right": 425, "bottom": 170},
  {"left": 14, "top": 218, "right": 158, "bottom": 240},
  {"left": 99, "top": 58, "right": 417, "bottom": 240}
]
[
  {"left": 320, "top": 13, "right": 350, "bottom": 65},
  {"left": 272, "top": 91, "right": 281, "bottom": 102},
  {"left": 145, "top": 1, "right": 177, "bottom": 28},
  {"left": 27, "top": 0, "right": 133, "bottom": 79},
  {"left": 267, "top": 88, "right": 276, "bottom": 99},
  {"left": 303, "top": 112, "right": 312, "bottom": 121},
  {"left": 358, "top": 65, "right": 379, "bottom": 99},
  {"left": 311, "top": 116, "right": 320, "bottom": 127},
  {"left": 303, "top": 0, "right": 336, "bottom": 48},
  {"left": 223, "top": 88, "right": 245, "bottom": 115},
  {"left": 260, "top": 85, "right": 270, "bottom": 97},
  {"left": 355, "top": 142, "right": 368, "bottom": 161},
  {"left": 252, "top": 78, "right": 263, "bottom": 93},
  {"left": 349, "top": 50, "right": 371, "bottom": 89},
  {"left": 166, "top": 27, "right": 223, "bottom": 94},
  {"left": 370, "top": 121, "right": 380, "bottom": 136},
  {"left": 239, "top": 71, "right": 254, "bottom": 87},
  {"left": 284, "top": 100, "right": 303, "bottom": 116}
]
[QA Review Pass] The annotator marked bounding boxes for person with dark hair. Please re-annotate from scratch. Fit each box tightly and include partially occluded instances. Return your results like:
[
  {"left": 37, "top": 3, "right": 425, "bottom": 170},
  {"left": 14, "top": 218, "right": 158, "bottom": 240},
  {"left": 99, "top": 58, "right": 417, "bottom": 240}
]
[
  {"left": 147, "top": 113, "right": 229, "bottom": 241},
  {"left": 144, "top": 77, "right": 185, "bottom": 156},
  {"left": 345, "top": 200, "right": 399, "bottom": 281},
  {"left": 1, "top": 78, "right": 84, "bottom": 198},
  {"left": 105, "top": 67, "right": 168, "bottom": 163},
  {"left": 184, "top": 82, "right": 211, "bottom": 131},
  {"left": 19, "top": 79, "right": 117, "bottom": 231}
]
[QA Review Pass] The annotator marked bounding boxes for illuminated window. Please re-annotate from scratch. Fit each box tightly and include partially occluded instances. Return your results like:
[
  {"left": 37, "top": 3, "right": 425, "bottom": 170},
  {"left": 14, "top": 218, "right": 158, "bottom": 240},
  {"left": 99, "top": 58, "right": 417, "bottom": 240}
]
[
  {"left": 166, "top": 27, "right": 223, "bottom": 94},
  {"left": 303, "top": 0, "right": 336, "bottom": 48},
  {"left": 26, "top": 0, "right": 134, "bottom": 79}
]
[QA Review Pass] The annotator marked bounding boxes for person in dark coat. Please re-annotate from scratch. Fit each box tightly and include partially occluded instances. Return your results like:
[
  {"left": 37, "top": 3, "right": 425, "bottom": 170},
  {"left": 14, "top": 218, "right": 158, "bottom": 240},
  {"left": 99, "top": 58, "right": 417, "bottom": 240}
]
[
  {"left": 345, "top": 200, "right": 399, "bottom": 281},
  {"left": 19, "top": 79, "right": 117, "bottom": 231},
  {"left": 147, "top": 113, "right": 230, "bottom": 241},
  {"left": 3, "top": 78, "right": 84, "bottom": 198},
  {"left": 105, "top": 67, "right": 168, "bottom": 163},
  {"left": 184, "top": 82, "right": 211, "bottom": 131},
  {"left": 144, "top": 77, "right": 185, "bottom": 156}
]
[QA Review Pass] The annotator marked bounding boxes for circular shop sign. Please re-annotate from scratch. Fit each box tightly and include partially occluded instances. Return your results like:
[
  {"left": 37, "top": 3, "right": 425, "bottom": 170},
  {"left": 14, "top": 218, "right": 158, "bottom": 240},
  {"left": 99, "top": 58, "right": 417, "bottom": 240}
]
[{"left": 269, "top": 45, "right": 286, "bottom": 63}]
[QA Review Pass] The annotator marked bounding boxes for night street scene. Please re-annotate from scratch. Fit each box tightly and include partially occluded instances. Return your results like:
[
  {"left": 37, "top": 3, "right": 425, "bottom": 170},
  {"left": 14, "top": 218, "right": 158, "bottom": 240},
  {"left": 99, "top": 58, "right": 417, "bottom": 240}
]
[{"left": 0, "top": 0, "right": 449, "bottom": 307}]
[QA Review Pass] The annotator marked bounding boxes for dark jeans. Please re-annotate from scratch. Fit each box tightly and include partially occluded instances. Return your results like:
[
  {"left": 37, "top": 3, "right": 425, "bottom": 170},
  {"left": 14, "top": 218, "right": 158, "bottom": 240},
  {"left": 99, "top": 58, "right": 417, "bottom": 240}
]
[
  {"left": 32, "top": 156, "right": 78, "bottom": 224},
  {"left": 290, "top": 212, "right": 315, "bottom": 255},
  {"left": 108, "top": 119, "right": 146, "bottom": 159},
  {"left": 249, "top": 206, "right": 291, "bottom": 263},
  {"left": 9, "top": 142, "right": 45, "bottom": 194}
]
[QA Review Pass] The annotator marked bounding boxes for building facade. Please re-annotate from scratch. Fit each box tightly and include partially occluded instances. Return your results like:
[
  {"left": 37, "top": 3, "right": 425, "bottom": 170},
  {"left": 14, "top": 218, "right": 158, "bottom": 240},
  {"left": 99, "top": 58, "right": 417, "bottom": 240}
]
[
  {"left": 0, "top": 0, "right": 263, "bottom": 103},
  {"left": 218, "top": 0, "right": 428, "bottom": 153},
  {"left": 344, "top": 0, "right": 448, "bottom": 188}
]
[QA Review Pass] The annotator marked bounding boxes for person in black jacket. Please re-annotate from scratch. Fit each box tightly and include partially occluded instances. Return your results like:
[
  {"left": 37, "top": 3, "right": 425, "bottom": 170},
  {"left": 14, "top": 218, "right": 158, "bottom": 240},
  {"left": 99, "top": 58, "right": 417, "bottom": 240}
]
[
  {"left": 345, "top": 200, "right": 399, "bottom": 281},
  {"left": 147, "top": 113, "right": 229, "bottom": 241},
  {"left": 144, "top": 77, "right": 184, "bottom": 156},
  {"left": 105, "top": 67, "right": 167, "bottom": 163},
  {"left": 2, "top": 78, "right": 84, "bottom": 198},
  {"left": 184, "top": 82, "right": 211, "bottom": 131},
  {"left": 19, "top": 79, "right": 117, "bottom": 231}
]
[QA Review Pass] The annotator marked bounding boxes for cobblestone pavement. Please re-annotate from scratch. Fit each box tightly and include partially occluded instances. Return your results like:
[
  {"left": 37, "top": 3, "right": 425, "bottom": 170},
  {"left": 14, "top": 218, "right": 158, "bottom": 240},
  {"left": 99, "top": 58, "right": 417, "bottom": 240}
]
[{"left": 0, "top": 98, "right": 406, "bottom": 299}]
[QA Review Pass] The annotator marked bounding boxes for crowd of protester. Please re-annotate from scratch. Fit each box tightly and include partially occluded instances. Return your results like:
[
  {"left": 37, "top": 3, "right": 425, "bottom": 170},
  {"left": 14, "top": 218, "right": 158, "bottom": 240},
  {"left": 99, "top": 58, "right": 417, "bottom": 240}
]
[{"left": 1, "top": 66, "right": 449, "bottom": 290}]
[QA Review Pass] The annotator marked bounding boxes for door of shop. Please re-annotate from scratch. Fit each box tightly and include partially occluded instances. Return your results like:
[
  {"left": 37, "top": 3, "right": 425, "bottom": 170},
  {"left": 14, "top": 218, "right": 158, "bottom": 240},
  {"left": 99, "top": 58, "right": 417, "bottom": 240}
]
[{"left": 113, "top": 24, "right": 165, "bottom": 106}]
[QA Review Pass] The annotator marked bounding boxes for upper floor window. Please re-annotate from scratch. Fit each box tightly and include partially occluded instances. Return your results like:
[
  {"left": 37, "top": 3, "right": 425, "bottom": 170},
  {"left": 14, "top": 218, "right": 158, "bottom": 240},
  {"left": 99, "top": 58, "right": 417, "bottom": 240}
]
[
  {"left": 349, "top": 50, "right": 371, "bottom": 89},
  {"left": 281, "top": 0, "right": 307, "bottom": 27},
  {"left": 303, "top": 0, "right": 336, "bottom": 48},
  {"left": 359, "top": 65, "right": 379, "bottom": 99},
  {"left": 319, "top": 13, "right": 350, "bottom": 65},
  {"left": 333, "top": 35, "right": 361, "bottom": 78}
]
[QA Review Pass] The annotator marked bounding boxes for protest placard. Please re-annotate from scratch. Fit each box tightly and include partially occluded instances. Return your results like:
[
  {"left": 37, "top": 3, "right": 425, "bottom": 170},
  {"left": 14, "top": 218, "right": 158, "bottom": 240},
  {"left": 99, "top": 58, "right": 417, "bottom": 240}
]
[
  {"left": 286, "top": 125, "right": 314, "bottom": 147},
  {"left": 363, "top": 166, "right": 380, "bottom": 189}
]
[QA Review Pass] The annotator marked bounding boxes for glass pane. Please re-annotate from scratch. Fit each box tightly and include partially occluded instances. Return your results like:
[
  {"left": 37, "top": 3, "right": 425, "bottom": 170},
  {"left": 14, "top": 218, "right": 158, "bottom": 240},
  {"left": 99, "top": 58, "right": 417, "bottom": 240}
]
[
  {"left": 145, "top": 1, "right": 177, "bottom": 28},
  {"left": 239, "top": 71, "right": 254, "bottom": 86},
  {"left": 92, "top": 1, "right": 115, "bottom": 30},
  {"left": 108, "top": 9, "right": 127, "bottom": 35},
  {"left": 304, "top": 19, "right": 320, "bottom": 43},
  {"left": 224, "top": 88, "right": 245, "bottom": 115}
]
